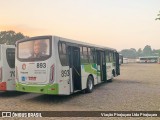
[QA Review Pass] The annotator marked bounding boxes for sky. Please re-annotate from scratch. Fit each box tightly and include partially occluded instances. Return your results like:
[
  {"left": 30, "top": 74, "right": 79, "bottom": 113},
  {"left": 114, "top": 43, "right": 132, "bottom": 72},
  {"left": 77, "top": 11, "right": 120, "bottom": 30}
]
[{"left": 0, "top": 0, "right": 160, "bottom": 51}]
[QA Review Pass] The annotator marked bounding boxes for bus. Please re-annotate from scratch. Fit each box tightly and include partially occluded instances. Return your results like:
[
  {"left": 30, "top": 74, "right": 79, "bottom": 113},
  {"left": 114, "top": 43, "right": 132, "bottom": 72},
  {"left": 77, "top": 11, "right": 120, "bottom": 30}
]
[
  {"left": 139, "top": 56, "right": 159, "bottom": 63},
  {"left": 0, "top": 45, "right": 15, "bottom": 91},
  {"left": 15, "top": 35, "right": 120, "bottom": 95}
]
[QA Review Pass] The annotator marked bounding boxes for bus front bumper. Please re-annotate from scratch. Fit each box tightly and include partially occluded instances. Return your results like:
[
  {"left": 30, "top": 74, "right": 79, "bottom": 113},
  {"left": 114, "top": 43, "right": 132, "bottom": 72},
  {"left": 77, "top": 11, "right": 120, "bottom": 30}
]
[
  {"left": 0, "top": 82, "right": 6, "bottom": 91},
  {"left": 16, "top": 83, "right": 59, "bottom": 95}
]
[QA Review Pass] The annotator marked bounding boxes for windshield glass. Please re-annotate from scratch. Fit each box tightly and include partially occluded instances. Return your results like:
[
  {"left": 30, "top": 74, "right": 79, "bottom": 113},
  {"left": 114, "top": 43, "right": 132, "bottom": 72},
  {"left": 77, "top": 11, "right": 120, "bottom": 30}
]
[
  {"left": 18, "top": 39, "right": 51, "bottom": 61},
  {"left": 6, "top": 48, "right": 15, "bottom": 68}
]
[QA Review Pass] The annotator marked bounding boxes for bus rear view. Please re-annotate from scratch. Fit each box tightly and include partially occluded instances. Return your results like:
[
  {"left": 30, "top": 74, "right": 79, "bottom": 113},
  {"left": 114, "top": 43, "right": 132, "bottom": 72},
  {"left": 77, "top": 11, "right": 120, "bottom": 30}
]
[
  {"left": 15, "top": 36, "right": 57, "bottom": 94},
  {"left": 0, "top": 45, "right": 15, "bottom": 91}
]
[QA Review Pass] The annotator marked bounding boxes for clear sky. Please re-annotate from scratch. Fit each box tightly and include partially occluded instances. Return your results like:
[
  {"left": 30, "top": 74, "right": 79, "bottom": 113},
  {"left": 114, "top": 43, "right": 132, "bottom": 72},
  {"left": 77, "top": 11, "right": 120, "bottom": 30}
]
[{"left": 0, "top": 0, "right": 160, "bottom": 51}]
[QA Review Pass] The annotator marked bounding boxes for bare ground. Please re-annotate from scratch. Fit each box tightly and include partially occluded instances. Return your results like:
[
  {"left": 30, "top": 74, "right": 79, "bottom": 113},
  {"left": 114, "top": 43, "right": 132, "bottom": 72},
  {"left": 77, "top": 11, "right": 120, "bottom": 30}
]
[{"left": 0, "top": 63, "right": 159, "bottom": 119}]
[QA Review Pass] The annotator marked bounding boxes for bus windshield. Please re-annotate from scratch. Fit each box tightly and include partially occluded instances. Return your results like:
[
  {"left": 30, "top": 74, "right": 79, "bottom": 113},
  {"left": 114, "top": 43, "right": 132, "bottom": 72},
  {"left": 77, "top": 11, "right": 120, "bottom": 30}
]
[{"left": 18, "top": 39, "right": 51, "bottom": 61}]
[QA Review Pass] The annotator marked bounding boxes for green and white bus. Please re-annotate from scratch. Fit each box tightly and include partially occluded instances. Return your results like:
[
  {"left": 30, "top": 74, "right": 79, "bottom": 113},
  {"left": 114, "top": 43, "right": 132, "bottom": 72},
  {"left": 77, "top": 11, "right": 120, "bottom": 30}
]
[
  {"left": 15, "top": 36, "right": 120, "bottom": 95},
  {"left": 0, "top": 45, "right": 15, "bottom": 91}
]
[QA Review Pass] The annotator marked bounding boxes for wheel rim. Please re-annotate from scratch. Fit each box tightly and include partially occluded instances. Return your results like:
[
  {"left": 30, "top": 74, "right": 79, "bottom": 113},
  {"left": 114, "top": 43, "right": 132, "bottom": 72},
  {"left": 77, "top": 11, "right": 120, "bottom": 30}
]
[{"left": 88, "top": 79, "right": 93, "bottom": 90}]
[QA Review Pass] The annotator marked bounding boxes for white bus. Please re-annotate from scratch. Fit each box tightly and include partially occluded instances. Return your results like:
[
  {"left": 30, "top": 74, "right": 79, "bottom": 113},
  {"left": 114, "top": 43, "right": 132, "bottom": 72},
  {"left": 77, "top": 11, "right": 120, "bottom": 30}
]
[
  {"left": 139, "top": 56, "right": 159, "bottom": 63},
  {"left": 0, "top": 45, "right": 15, "bottom": 91},
  {"left": 15, "top": 36, "right": 120, "bottom": 95}
]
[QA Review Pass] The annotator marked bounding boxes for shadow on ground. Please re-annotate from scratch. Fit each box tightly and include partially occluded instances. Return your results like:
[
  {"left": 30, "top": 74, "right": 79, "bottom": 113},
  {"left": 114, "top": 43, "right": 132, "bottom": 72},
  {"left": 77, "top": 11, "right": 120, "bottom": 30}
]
[
  {"left": 0, "top": 91, "right": 27, "bottom": 97},
  {"left": 26, "top": 80, "right": 112, "bottom": 104}
]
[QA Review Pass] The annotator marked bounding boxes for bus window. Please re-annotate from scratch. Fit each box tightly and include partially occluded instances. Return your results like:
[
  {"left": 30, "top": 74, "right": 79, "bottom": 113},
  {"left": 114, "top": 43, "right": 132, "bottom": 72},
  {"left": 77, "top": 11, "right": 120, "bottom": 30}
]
[
  {"left": 80, "top": 46, "right": 83, "bottom": 55},
  {"left": 58, "top": 42, "right": 68, "bottom": 66},
  {"left": 18, "top": 39, "right": 51, "bottom": 61},
  {"left": 81, "top": 47, "right": 89, "bottom": 63},
  {"left": 106, "top": 51, "right": 109, "bottom": 62},
  {"left": 6, "top": 48, "right": 15, "bottom": 68},
  {"left": 109, "top": 52, "right": 113, "bottom": 62},
  {"left": 88, "top": 48, "right": 94, "bottom": 63},
  {"left": 91, "top": 48, "right": 96, "bottom": 63}
]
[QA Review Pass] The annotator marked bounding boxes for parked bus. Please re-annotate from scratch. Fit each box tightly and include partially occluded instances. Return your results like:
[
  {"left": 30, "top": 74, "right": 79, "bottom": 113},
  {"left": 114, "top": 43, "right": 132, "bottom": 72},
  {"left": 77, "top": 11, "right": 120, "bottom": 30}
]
[
  {"left": 0, "top": 45, "right": 15, "bottom": 91},
  {"left": 139, "top": 56, "right": 159, "bottom": 63},
  {"left": 15, "top": 36, "right": 120, "bottom": 95}
]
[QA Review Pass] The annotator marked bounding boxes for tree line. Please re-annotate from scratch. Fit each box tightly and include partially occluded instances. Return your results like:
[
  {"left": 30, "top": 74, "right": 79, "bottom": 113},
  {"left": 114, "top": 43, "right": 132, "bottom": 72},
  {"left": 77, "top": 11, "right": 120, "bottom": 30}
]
[
  {"left": 120, "top": 45, "right": 160, "bottom": 59},
  {"left": 0, "top": 30, "right": 28, "bottom": 45},
  {"left": 0, "top": 30, "right": 159, "bottom": 59}
]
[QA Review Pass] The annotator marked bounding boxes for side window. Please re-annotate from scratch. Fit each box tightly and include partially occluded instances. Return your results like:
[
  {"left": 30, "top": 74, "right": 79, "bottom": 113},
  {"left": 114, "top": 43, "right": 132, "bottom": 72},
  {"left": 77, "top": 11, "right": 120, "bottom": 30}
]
[
  {"left": 109, "top": 52, "right": 113, "bottom": 62},
  {"left": 91, "top": 48, "right": 96, "bottom": 63},
  {"left": 81, "top": 46, "right": 89, "bottom": 64},
  {"left": 106, "top": 51, "right": 109, "bottom": 62},
  {"left": 113, "top": 52, "right": 116, "bottom": 62},
  {"left": 58, "top": 42, "right": 68, "bottom": 66},
  {"left": 88, "top": 48, "right": 93, "bottom": 63},
  {"left": 109, "top": 51, "right": 112, "bottom": 62},
  {"left": 6, "top": 48, "right": 15, "bottom": 68}
]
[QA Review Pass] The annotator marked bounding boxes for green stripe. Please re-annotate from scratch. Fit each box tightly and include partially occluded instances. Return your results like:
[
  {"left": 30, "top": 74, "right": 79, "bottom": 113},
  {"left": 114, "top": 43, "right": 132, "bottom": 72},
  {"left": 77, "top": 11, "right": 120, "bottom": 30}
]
[
  {"left": 16, "top": 83, "right": 59, "bottom": 94},
  {"left": 82, "top": 64, "right": 100, "bottom": 76}
]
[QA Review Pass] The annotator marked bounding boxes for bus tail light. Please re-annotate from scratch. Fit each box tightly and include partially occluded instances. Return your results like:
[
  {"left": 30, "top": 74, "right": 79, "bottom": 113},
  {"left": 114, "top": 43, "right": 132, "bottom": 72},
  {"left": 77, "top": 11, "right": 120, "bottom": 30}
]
[
  {"left": 0, "top": 67, "right": 2, "bottom": 81},
  {"left": 50, "top": 64, "right": 54, "bottom": 83}
]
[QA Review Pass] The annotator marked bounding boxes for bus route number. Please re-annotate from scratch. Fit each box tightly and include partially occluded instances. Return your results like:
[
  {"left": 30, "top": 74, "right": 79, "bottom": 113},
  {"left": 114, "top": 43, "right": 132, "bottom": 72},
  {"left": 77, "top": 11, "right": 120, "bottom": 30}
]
[
  {"left": 37, "top": 63, "right": 46, "bottom": 68},
  {"left": 61, "top": 70, "right": 70, "bottom": 77}
]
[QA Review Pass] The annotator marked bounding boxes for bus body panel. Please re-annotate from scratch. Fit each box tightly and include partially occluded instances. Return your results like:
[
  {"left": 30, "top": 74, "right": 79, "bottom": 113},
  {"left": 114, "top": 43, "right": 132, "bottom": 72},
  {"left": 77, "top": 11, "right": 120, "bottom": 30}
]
[
  {"left": 0, "top": 45, "right": 15, "bottom": 91},
  {"left": 54, "top": 37, "right": 71, "bottom": 95},
  {"left": 81, "top": 63, "right": 98, "bottom": 89},
  {"left": 106, "top": 63, "right": 113, "bottom": 80}
]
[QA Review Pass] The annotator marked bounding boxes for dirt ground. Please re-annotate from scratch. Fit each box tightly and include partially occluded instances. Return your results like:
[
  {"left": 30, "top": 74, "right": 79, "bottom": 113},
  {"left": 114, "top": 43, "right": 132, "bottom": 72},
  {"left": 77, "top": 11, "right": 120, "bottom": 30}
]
[{"left": 0, "top": 63, "right": 159, "bottom": 119}]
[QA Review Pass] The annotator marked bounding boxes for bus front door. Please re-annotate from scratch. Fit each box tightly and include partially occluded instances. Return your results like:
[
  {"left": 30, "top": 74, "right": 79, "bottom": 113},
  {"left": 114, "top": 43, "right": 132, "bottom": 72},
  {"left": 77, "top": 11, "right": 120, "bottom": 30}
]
[
  {"left": 97, "top": 50, "right": 106, "bottom": 82},
  {"left": 68, "top": 46, "right": 81, "bottom": 92}
]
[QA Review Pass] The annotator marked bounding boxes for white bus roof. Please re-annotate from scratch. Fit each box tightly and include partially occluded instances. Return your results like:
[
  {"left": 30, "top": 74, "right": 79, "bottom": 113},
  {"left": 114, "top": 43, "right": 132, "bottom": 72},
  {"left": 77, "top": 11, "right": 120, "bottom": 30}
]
[
  {"left": 17, "top": 35, "right": 117, "bottom": 52},
  {"left": 56, "top": 36, "right": 117, "bottom": 51},
  {"left": 139, "top": 56, "right": 159, "bottom": 58}
]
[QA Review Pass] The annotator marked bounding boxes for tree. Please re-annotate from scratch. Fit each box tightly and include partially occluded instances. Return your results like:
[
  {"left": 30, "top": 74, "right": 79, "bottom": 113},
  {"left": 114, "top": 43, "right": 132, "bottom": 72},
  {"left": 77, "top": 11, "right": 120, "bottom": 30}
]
[
  {"left": 143, "top": 45, "right": 152, "bottom": 56},
  {"left": 120, "top": 48, "right": 137, "bottom": 59},
  {"left": 137, "top": 48, "right": 143, "bottom": 57},
  {"left": 157, "top": 49, "right": 160, "bottom": 56},
  {"left": 0, "top": 30, "right": 28, "bottom": 45},
  {"left": 152, "top": 49, "right": 160, "bottom": 56},
  {"left": 155, "top": 11, "right": 160, "bottom": 20}
]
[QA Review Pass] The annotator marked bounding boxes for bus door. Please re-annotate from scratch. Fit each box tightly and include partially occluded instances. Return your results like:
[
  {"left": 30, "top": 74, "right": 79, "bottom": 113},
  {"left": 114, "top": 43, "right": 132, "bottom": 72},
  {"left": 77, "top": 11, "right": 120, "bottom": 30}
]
[
  {"left": 68, "top": 46, "right": 81, "bottom": 92},
  {"left": 97, "top": 50, "right": 106, "bottom": 82},
  {"left": 115, "top": 52, "right": 120, "bottom": 75}
]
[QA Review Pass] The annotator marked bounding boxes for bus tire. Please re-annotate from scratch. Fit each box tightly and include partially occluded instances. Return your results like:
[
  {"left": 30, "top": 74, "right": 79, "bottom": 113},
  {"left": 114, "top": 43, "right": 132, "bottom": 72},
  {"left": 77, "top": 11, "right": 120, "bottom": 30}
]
[
  {"left": 85, "top": 76, "right": 94, "bottom": 93},
  {"left": 112, "top": 69, "right": 115, "bottom": 77},
  {"left": 107, "top": 78, "right": 113, "bottom": 82}
]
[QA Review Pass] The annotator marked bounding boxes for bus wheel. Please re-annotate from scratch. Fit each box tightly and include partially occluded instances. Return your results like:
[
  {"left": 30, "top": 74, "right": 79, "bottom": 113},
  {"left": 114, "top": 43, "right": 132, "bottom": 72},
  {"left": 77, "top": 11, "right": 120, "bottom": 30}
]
[
  {"left": 85, "top": 76, "right": 94, "bottom": 93},
  {"left": 107, "top": 78, "right": 113, "bottom": 82}
]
